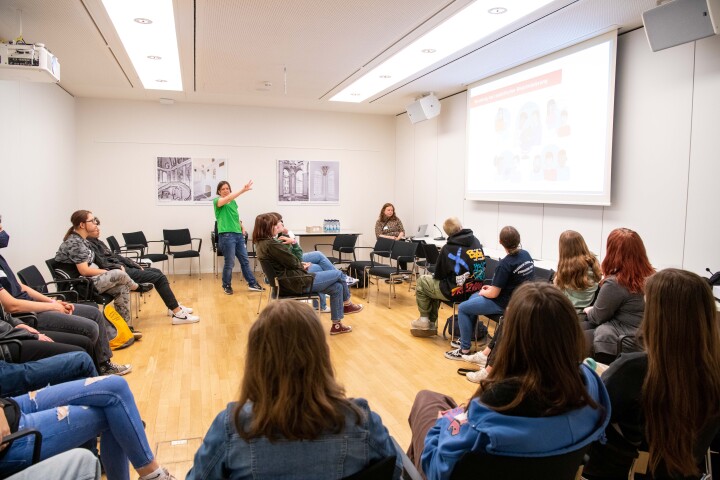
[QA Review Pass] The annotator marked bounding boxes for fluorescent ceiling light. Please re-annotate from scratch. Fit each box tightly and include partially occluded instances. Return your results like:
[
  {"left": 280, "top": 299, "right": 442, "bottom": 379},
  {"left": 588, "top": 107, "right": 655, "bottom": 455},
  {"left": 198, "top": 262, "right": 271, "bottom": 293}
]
[
  {"left": 330, "top": 0, "right": 554, "bottom": 103},
  {"left": 101, "top": 0, "right": 182, "bottom": 91}
]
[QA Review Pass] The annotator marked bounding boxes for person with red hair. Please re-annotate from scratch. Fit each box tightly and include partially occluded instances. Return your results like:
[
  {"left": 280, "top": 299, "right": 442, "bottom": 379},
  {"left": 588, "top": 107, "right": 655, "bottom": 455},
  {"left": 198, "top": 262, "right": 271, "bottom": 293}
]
[{"left": 583, "top": 228, "right": 654, "bottom": 363}]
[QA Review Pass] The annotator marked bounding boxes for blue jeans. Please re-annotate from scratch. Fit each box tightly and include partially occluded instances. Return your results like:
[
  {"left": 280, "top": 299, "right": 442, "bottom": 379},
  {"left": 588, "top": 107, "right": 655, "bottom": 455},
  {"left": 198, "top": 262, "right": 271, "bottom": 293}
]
[
  {"left": 0, "top": 351, "right": 97, "bottom": 397},
  {"left": 304, "top": 251, "right": 348, "bottom": 310},
  {"left": 310, "top": 270, "right": 350, "bottom": 322},
  {"left": 2, "top": 376, "right": 154, "bottom": 480},
  {"left": 219, "top": 232, "right": 258, "bottom": 288},
  {"left": 457, "top": 294, "right": 502, "bottom": 351}
]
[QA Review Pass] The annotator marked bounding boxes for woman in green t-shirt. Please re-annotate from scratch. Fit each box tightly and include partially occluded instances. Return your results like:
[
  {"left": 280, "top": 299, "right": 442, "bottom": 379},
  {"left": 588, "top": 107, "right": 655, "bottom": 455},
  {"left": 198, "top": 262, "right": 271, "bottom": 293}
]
[{"left": 214, "top": 180, "right": 264, "bottom": 295}]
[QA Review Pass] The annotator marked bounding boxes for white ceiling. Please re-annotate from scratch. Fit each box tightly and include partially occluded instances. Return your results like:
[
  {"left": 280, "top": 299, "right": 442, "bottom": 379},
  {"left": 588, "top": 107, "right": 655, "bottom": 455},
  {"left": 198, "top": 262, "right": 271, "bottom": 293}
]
[{"left": 0, "top": 0, "right": 658, "bottom": 115}]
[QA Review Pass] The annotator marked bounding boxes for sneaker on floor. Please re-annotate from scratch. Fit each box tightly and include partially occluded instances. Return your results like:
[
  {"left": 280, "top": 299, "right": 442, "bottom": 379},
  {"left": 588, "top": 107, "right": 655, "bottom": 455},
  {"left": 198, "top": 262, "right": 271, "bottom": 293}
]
[
  {"left": 466, "top": 368, "right": 489, "bottom": 383},
  {"left": 248, "top": 284, "right": 265, "bottom": 292},
  {"left": 139, "top": 467, "right": 176, "bottom": 480},
  {"left": 99, "top": 361, "right": 132, "bottom": 376},
  {"left": 330, "top": 322, "right": 353, "bottom": 335},
  {"left": 462, "top": 351, "right": 488, "bottom": 366},
  {"left": 345, "top": 276, "right": 359, "bottom": 286},
  {"left": 171, "top": 311, "right": 200, "bottom": 325},
  {"left": 450, "top": 338, "right": 461, "bottom": 349},
  {"left": 343, "top": 303, "right": 363, "bottom": 314},
  {"left": 134, "top": 283, "right": 155, "bottom": 294},
  {"left": 444, "top": 348, "right": 470, "bottom": 361},
  {"left": 411, "top": 327, "right": 437, "bottom": 338},
  {"left": 320, "top": 305, "right": 331, "bottom": 313},
  {"left": 167, "top": 305, "right": 193, "bottom": 316},
  {"left": 223, "top": 285, "right": 233, "bottom": 295},
  {"left": 411, "top": 318, "right": 430, "bottom": 330}
]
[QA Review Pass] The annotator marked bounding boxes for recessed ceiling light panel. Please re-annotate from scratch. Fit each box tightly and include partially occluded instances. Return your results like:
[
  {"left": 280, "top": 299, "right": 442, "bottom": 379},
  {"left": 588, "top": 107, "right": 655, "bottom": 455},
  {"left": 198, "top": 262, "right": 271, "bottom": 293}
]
[
  {"left": 102, "top": 0, "right": 183, "bottom": 91},
  {"left": 330, "top": 0, "right": 553, "bottom": 103}
]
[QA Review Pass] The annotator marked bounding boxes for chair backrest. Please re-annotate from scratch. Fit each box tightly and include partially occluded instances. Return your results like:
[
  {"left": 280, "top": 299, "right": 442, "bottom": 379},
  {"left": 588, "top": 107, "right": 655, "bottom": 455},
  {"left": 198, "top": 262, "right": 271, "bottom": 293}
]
[
  {"left": 390, "top": 240, "right": 418, "bottom": 267},
  {"left": 422, "top": 243, "right": 440, "bottom": 265},
  {"left": 533, "top": 266, "right": 555, "bottom": 283},
  {"left": 341, "top": 455, "right": 396, "bottom": 480},
  {"left": 450, "top": 445, "right": 589, "bottom": 480},
  {"left": 485, "top": 257, "right": 500, "bottom": 281},
  {"left": 372, "top": 237, "right": 395, "bottom": 258},
  {"left": 16, "top": 265, "right": 49, "bottom": 294},
  {"left": 212, "top": 222, "right": 223, "bottom": 256},
  {"left": 163, "top": 228, "right": 193, "bottom": 249},
  {"left": 45, "top": 258, "right": 89, "bottom": 299},
  {"left": 106, "top": 235, "right": 122, "bottom": 253},
  {"left": 412, "top": 239, "right": 427, "bottom": 261},
  {"left": 332, "top": 234, "right": 358, "bottom": 254},
  {"left": 122, "top": 231, "right": 149, "bottom": 249}
]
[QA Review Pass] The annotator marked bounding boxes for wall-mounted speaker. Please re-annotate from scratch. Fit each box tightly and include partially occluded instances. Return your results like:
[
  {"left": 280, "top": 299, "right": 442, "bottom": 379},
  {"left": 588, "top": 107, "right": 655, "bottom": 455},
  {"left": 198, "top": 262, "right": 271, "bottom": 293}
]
[
  {"left": 642, "top": 0, "right": 720, "bottom": 52},
  {"left": 407, "top": 94, "right": 441, "bottom": 124}
]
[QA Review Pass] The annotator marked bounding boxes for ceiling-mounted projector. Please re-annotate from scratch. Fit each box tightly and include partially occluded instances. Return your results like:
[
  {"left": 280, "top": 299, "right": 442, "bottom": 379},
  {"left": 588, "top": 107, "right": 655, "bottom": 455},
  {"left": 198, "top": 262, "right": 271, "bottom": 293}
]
[
  {"left": 0, "top": 43, "right": 61, "bottom": 83},
  {"left": 407, "top": 93, "right": 441, "bottom": 124}
]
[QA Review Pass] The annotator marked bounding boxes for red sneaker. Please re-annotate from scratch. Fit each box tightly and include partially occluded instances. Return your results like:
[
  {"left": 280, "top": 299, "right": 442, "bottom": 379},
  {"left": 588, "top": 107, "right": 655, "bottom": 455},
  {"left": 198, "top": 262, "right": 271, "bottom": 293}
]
[
  {"left": 330, "top": 323, "right": 353, "bottom": 335},
  {"left": 343, "top": 303, "right": 363, "bottom": 315}
]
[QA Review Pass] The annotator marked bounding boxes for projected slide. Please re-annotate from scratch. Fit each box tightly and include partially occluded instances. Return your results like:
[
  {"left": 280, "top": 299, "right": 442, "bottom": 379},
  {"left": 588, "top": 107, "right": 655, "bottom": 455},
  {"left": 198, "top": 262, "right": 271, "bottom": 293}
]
[{"left": 466, "top": 32, "right": 616, "bottom": 205}]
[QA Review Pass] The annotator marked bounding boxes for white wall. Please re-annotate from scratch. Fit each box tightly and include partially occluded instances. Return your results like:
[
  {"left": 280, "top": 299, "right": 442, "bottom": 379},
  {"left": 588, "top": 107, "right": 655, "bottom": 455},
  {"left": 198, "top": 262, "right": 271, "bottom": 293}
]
[
  {"left": 395, "top": 29, "right": 720, "bottom": 275},
  {"left": 75, "top": 99, "right": 396, "bottom": 273},
  {"left": 0, "top": 80, "right": 76, "bottom": 272}
]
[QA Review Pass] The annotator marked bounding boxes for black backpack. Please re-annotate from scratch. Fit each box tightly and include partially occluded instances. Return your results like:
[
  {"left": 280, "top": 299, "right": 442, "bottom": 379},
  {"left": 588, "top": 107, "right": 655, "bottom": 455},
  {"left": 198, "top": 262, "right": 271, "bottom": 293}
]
[{"left": 347, "top": 262, "right": 369, "bottom": 288}]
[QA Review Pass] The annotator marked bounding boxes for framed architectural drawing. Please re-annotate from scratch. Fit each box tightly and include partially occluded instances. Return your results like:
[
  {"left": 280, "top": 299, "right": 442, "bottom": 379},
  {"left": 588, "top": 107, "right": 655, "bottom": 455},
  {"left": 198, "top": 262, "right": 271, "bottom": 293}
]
[
  {"left": 277, "top": 160, "right": 339, "bottom": 204},
  {"left": 157, "top": 156, "right": 228, "bottom": 204}
]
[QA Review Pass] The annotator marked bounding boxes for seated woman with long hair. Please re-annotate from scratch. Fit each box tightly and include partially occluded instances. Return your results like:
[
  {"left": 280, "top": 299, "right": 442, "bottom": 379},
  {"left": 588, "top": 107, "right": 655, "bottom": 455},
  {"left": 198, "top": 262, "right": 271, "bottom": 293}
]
[
  {"left": 407, "top": 282, "right": 610, "bottom": 480},
  {"left": 252, "top": 213, "right": 362, "bottom": 335},
  {"left": 555, "top": 230, "right": 601, "bottom": 313},
  {"left": 54, "top": 210, "right": 153, "bottom": 325},
  {"left": 0, "top": 375, "right": 174, "bottom": 480},
  {"left": 583, "top": 268, "right": 720, "bottom": 480},
  {"left": 583, "top": 228, "right": 654, "bottom": 363},
  {"left": 187, "top": 300, "right": 402, "bottom": 479}
]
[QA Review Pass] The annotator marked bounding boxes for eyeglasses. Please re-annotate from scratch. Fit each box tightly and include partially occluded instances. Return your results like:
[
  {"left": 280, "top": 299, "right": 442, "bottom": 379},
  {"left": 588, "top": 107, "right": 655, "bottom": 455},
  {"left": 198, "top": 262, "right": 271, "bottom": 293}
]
[{"left": 84, "top": 218, "right": 99, "bottom": 225}]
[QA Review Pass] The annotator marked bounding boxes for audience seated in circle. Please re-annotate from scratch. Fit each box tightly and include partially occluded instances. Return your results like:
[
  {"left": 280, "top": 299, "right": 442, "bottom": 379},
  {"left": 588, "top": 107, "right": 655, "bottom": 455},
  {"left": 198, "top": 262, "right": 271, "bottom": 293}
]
[
  {"left": 187, "top": 300, "right": 402, "bottom": 479},
  {"left": 407, "top": 282, "right": 610, "bottom": 480},
  {"left": 583, "top": 268, "right": 720, "bottom": 479}
]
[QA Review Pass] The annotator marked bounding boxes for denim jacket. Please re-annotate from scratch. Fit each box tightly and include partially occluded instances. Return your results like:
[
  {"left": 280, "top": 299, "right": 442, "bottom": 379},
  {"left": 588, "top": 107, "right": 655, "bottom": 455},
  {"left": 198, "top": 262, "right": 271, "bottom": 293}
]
[{"left": 187, "top": 398, "right": 402, "bottom": 480}]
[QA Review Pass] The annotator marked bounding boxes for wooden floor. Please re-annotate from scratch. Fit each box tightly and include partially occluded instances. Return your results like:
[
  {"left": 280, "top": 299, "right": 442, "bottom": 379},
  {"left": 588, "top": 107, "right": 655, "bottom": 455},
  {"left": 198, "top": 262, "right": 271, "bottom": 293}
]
[{"left": 114, "top": 272, "right": 481, "bottom": 478}]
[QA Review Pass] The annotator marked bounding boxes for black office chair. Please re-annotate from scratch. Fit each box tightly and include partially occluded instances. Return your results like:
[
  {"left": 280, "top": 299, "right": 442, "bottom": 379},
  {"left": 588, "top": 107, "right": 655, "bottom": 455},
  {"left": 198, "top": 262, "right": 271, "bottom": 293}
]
[
  {"left": 366, "top": 240, "right": 417, "bottom": 308},
  {"left": 347, "top": 237, "right": 394, "bottom": 289},
  {"left": 44, "top": 258, "right": 114, "bottom": 307},
  {"left": 314, "top": 234, "right": 358, "bottom": 268},
  {"left": 450, "top": 444, "right": 590, "bottom": 480},
  {"left": 210, "top": 223, "right": 224, "bottom": 278},
  {"left": 17, "top": 265, "right": 78, "bottom": 302},
  {"left": 162, "top": 229, "right": 202, "bottom": 278},
  {"left": 256, "top": 259, "right": 321, "bottom": 314},
  {"left": 245, "top": 231, "right": 258, "bottom": 273},
  {"left": 342, "top": 455, "right": 397, "bottom": 480},
  {"left": 122, "top": 231, "right": 169, "bottom": 272},
  {"left": 534, "top": 266, "right": 556, "bottom": 283},
  {"left": 419, "top": 242, "right": 440, "bottom": 275}
]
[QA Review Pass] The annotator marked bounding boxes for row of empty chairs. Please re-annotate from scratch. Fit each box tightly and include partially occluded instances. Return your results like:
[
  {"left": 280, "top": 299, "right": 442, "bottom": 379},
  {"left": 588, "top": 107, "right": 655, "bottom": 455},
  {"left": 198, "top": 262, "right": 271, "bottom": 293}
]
[{"left": 108, "top": 229, "right": 202, "bottom": 277}]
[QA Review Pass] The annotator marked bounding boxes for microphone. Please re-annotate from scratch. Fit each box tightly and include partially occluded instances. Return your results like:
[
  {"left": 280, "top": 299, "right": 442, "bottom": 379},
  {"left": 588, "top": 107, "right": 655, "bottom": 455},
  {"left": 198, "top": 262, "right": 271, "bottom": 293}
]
[{"left": 433, "top": 224, "right": 446, "bottom": 241}]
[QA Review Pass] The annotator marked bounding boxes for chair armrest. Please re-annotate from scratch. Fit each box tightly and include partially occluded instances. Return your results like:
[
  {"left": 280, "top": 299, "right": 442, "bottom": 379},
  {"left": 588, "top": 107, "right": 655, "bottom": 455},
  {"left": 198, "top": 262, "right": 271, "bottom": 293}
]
[
  {"left": 1, "top": 428, "right": 42, "bottom": 464},
  {"left": 192, "top": 238, "right": 203, "bottom": 252},
  {"left": 11, "top": 313, "right": 38, "bottom": 328},
  {"left": 314, "top": 243, "right": 333, "bottom": 251},
  {"left": 0, "top": 339, "right": 22, "bottom": 362},
  {"left": 369, "top": 250, "right": 391, "bottom": 264},
  {"left": 275, "top": 273, "right": 315, "bottom": 296}
]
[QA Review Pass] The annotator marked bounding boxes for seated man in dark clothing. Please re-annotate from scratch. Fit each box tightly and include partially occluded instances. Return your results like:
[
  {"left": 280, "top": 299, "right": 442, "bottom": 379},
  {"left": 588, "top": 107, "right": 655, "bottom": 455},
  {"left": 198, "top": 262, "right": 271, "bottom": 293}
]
[
  {"left": 0, "top": 224, "right": 130, "bottom": 376},
  {"left": 86, "top": 221, "right": 199, "bottom": 325}
]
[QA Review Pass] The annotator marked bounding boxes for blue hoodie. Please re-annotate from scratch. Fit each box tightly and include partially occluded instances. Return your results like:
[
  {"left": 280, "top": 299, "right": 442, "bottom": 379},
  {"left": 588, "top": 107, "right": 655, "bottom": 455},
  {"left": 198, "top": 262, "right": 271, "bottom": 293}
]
[{"left": 421, "top": 364, "right": 610, "bottom": 480}]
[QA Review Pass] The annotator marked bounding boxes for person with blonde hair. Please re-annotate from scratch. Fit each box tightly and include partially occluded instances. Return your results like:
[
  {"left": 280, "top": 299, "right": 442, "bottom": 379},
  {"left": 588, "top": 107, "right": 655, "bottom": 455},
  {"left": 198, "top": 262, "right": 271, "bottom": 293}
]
[
  {"left": 187, "top": 300, "right": 402, "bottom": 479},
  {"left": 410, "top": 217, "right": 485, "bottom": 337},
  {"left": 583, "top": 269, "right": 720, "bottom": 479},
  {"left": 555, "top": 230, "right": 601, "bottom": 313},
  {"left": 407, "top": 283, "right": 610, "bottom": 479}
]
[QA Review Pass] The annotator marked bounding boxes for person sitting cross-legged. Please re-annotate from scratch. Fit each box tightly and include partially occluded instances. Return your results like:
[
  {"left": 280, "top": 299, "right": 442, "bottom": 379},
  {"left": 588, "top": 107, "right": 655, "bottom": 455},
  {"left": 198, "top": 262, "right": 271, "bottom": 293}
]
[
  {"left": 410, "top": 217, "right": 485, "bottom": 337},
  {"left": 86, "top": 219, "right": 199, "bottom": 325}
]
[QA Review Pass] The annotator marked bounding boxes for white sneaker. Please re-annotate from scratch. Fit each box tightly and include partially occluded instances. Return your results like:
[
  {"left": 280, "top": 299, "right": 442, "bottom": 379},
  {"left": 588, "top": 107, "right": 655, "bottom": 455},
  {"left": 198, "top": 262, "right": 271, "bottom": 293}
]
[
  {"left": 462, "top": 351, "right": 488, "bottom": 366},
  {"left": 167, "top": 305, "right": 193, "bottom": 317},
  {"left": 410, "top": 318, "right": 430, "bottom": 329},
  {"left": 345, "top": 276, "right": 359, "bottom": 286},
  {"left": 171, "top": 311, "right": 200, "bottom": 325},
  {"left": 466, "top": 368, "right": 488, "bottom": 383}
]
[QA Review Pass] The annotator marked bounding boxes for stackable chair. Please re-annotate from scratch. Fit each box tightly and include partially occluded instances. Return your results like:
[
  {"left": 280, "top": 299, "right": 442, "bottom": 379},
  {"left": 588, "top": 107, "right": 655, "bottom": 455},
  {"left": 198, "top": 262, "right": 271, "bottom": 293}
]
[
  {"left": 365, "top": 240, "right": 417, "bottom": 308},
  {"left": 162, "top": 228, "right": 202, "bottom": 278},
  {"left": 256, "top": 259, "right": 321, "bottom": 314}
]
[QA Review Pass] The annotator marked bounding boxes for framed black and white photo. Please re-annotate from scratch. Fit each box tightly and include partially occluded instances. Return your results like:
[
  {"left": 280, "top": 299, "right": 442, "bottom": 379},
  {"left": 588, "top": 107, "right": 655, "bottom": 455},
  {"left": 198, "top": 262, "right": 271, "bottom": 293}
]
[
  {"left": 157, "top": 156, "right": 228, "bottom": 204},
  {"left": 277, "top": 160, "right": 339, "bottom": 204}
]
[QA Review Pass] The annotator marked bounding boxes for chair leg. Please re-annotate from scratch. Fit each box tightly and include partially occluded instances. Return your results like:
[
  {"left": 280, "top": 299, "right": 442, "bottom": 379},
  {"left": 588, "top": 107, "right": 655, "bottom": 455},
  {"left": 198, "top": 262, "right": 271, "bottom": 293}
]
[{"left": 197, "top": 257, "right": 201, "bottom": 279}]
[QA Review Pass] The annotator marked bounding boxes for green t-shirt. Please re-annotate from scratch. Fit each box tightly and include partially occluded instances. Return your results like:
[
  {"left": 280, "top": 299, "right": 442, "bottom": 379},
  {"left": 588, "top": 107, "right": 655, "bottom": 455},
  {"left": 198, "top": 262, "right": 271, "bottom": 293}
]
[{"left": 213, "top": 197, "right": 242, "bottom": 233}]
